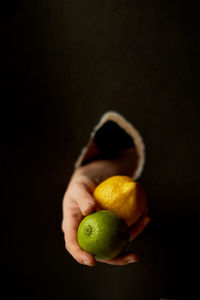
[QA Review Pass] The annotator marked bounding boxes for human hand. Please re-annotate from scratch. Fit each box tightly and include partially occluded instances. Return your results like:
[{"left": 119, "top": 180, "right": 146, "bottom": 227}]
[
  {"left": 62, "top": 170, "right": 98, "bottom": 266},
  {"left": 62, "top": 152, "right": 151, "bottom": 266}
]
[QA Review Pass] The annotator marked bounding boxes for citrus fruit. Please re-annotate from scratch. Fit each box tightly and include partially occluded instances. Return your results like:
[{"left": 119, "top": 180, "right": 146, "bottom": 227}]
[
  {"left": 77, "top": 210, "right": 129, "bottom": 260},
  {"left": 93, "top": 175, "right": 146, "bottom": 227}
]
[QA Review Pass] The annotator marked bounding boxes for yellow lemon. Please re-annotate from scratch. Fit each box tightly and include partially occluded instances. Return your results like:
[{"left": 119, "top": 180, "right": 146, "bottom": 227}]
[{"left": 93, "top": 176, "right": 146, "bottom": 227}]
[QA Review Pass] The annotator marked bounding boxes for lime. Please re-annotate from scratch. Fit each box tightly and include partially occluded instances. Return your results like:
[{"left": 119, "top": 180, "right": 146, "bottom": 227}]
[{"left": 77, "top": 210, "right": 129, "bottom": 260}]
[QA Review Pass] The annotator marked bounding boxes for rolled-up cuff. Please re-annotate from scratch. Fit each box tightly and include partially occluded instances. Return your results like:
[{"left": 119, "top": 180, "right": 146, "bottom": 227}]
[{"left": 74, "top": 111, "right": 145, "bottom": 180}]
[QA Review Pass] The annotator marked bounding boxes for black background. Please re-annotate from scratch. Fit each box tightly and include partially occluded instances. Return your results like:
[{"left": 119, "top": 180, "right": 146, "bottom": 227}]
[{"left": 3, "top": 1, "right": 200, "bottom": 299}]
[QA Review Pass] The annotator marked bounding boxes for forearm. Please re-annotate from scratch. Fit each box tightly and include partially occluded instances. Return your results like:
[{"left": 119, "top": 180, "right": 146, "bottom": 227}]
[{"left": 74, "top": 147, "right": 137, "bottom": 185}]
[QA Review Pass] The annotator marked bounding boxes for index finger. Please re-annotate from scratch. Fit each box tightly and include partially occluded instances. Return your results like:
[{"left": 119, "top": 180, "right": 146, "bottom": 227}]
[{"left": 62, "top": 203, "right": 96, "bottom": 266}]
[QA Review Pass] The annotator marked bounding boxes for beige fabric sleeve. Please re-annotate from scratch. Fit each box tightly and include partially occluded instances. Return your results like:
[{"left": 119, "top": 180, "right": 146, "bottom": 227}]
[{"left": 74, "top": 111, "right": 145, "bottom": 181}]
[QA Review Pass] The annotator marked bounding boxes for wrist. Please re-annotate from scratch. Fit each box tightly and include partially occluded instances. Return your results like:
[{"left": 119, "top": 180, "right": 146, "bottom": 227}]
[{"left": 74, "top": 147, "right": 136, "bottom": 185}]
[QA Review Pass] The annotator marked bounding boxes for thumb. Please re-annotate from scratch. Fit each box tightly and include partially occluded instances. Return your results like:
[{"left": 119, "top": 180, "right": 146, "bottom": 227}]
[{"left": 77, "top": 192, "right": 99, "bottom": 216}]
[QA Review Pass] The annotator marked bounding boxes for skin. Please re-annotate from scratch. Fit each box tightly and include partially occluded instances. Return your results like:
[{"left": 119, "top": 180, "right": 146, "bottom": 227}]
[{"left": 62, "top": 148, "right": 151, "bottom": 266}]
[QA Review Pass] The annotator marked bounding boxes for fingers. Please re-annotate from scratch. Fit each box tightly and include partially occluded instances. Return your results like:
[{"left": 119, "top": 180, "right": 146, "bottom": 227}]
[
  {"left": 129, "top": 215, "right": 151, "bottom": 242},
  {"left": 62, "top": 179, "right": 99, "bottom": 266},
  {"left": 62, "top": 206, "right": 96, "bottom": 266},
  {"left": 74, "top": 186, "right": 98, "bottom": 216},
  {"left": 96, "top": 252, "right": 139, "bottom": 266}
]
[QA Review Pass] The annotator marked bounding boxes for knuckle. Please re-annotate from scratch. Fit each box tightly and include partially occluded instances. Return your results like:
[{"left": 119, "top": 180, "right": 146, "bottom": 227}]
[
  {"left": 64, "top": 242, "right": 84, "bottom": 265},
  {"left": 75, "top": 257, "right": 85, "bottom": 265},
  {"left": 64, "top": 189, "right": 73, "bottom": 201},
  {"left": 64, "top": 239, "right": 71, "bottom": 252},
  {"left": 64, "top": 236, "right": 75, "bottom": 252},
  {"left": 61, "top": 221, "right": 66, "bottom": 233},
  {"left": 87, "top": 200, "right": 96, "bottom": 208},
  {"left": 64, "top": 242, "right": 68, "bottom": 251}
]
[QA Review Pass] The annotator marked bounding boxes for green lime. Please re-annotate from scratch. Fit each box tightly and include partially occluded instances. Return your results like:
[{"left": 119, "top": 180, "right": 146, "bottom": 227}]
[{"left": 77, "top": 210, "right": 129, "bottom": 260}]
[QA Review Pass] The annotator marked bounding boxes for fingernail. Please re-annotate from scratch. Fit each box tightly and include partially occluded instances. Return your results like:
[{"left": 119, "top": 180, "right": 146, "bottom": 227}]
[
  {"left": 143, "top": 217, "right": 151, "bottom": 226},
  {"left": 126, "top": 259, "right": 138, "bottom": 264},
  {"left": 126, "top": 260, "right": 133, "bottom": 264},
  {"left": 83, "top": 259, "right": 95, "bottom": 266},
  {"left": 83, "top": 259, "right": 90, "bottom": 265},
  {"left": 133, "top": 255, "right": 140, "bottom": 262},
  {"left": 126, "top": 255, "right": 139, "bottom": 263}
]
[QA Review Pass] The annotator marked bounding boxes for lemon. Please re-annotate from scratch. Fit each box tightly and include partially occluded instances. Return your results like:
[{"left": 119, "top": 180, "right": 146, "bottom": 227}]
[
  {"left": 93, "top": 176, "right": 146, "bottom": 227},
  {"left": 77, "top": 210, "right": 129, "bottom": 260}
]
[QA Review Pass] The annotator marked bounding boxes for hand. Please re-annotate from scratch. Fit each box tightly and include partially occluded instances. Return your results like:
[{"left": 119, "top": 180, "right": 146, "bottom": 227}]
[{"left": 62, "top": 149, "right": 151, "bottom": 266}]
